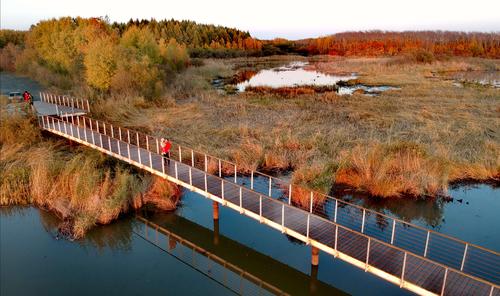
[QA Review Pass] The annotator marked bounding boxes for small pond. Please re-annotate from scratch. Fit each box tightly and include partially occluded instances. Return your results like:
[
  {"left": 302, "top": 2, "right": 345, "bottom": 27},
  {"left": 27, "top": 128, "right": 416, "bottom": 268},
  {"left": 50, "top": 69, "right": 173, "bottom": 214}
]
[
  {"left": 235, "top": 62, "right": 357, "bottom": 91},
  {"left": 218, "top": 61, "right": 399, "bottom": 96}
]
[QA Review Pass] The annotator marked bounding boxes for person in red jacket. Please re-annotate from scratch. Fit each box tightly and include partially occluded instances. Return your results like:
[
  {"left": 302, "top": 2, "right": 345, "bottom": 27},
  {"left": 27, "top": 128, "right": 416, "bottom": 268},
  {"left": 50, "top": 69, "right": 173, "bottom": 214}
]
[{"left": 160, "top": 138, "right": 171, "bottom": 164}]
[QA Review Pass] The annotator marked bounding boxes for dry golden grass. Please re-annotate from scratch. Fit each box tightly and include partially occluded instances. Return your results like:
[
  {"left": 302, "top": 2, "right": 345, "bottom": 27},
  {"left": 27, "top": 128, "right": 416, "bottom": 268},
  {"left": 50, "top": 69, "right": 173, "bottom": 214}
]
[
  {"left": 0, "top": 112, "right": 181, "bottom": 238},
  {"left": 87, "top": 56, "right": 500, "bottom": 198}
]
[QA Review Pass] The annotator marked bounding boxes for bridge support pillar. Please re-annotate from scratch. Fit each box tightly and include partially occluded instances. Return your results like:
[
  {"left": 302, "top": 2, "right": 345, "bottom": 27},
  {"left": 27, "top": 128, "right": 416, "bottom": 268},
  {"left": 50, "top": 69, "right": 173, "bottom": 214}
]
[
  {"left": 311, "top": 246, "right": 319, "bottom": 266},
  {"left": 212, "top": 201, "right": 219, "bottom": 220}
]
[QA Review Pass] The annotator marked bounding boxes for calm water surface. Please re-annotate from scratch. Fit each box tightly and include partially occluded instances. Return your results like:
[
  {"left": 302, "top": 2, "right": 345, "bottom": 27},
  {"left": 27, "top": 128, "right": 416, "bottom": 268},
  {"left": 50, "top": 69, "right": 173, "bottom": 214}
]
[{"left": 235, "top": 62, "right": 357, "bottom": 91}]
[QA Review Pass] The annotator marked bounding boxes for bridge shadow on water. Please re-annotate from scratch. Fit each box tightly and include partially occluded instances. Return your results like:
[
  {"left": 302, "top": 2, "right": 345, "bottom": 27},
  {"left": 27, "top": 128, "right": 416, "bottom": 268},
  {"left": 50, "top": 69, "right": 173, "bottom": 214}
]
[{"left": 136, "top": 210, "right": 348, "bottom": 295}]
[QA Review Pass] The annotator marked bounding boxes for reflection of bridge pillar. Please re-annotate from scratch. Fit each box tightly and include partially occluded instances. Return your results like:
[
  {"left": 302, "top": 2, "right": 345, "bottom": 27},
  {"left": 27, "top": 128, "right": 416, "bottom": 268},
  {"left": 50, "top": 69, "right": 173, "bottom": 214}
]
[
  {"left": 213, "top": 218, "right": 220, "bottom": 246},
  {"left": 311, "top": 246, "right": 319, "bottom": 266},
  {"left": 212, "top": 201, "right": 219, "bottom": 220},
  {"left": 168, "top": 234, "right": 177, "bottom": 250},
  {"left": 310, "top": 264, "right": 319, "bottom": 294}
]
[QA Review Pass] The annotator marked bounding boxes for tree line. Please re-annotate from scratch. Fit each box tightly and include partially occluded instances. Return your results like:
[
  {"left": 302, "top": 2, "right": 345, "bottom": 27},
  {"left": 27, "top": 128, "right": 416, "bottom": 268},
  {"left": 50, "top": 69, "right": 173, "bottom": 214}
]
[
  {"left": 297, "top": 31, "right": 500, "bottom": 58},
  {"left": 1, "top": 18, "right": 499, "bottom": 97}
]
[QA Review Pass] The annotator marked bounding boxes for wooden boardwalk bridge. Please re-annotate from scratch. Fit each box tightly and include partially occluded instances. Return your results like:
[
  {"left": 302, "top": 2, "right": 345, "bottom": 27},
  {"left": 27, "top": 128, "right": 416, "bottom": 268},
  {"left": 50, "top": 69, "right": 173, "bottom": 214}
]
[{"left": 35, "top": 93, "right": 499, "bottom": 296}]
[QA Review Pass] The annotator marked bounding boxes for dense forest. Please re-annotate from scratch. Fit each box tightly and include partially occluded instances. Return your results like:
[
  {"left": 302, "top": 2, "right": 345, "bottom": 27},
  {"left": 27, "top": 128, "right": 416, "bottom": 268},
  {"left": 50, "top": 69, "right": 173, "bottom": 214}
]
[{"left": 112, "top": 19, "right": 263, "bottom": 57}]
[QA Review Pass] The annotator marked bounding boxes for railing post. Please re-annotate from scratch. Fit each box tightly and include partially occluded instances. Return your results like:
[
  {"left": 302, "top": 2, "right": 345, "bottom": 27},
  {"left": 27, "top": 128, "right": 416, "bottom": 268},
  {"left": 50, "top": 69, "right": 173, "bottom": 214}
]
[
  {"left": 460, "top": 244, "right": 468, "bottom": 271},
  {"left": 96, "top": 120, "right": 99, "bottom": 134},
  {"left": 127, "top": 143, "right": 131, "bottom": 160},
  {"left": 119, "top": 127, "right": 122, "bottom": 141},
  {"left": 162, "top": 156, "right": 165, "bottom": 174},
  {"left": 117, "top": 136, "right": 121, "bottom": 155},
  {"left": 55, "top": 105, "right": 59, "bottom": 116},
  {"left": 99, "top": 133, "right": 103, "bottom": 148},
  {"left": 77, "top": 122, "right": 80, "bottom": 139},
  {"left": 365, "top": 238, "right": 371, "bottom": 271},
  {"left": 249, "top": 171, "right": 254, "bottom": 190},
  {"left": 424, "top": 231, "right": 430, "bottom": 257},
  {"left": 136, "top": 132, "right": 140, "bottom": 149},
  {"left": 334, "top": 199, "right": 338, "bottom": 223},
  {"left": 361, "top": 209, "right": 366, "bottom": 233},
  {"left": 137, "top": 145, "right": 142, "bottom": 164},
  {"left": 91, "top": 126, "right": 95, "bottom": 145},
  {"left": 149, "top": 150, "right": 153, "bottom": 168},
  {"left": 334, "top": 225, "right": 338, "bottom": 254},
  {"left": 391, "top": 219, "right": 396, "bottom": 245},
  {"left": 86, "top": 100, "right": 90, "bottom": 112},
  {"left": 221, "top": 180, "right": 224, "bottom": 200},
  {"left": 146, "top": 136, "right": 149, "bottom": 151},
  {"left": 189, "top": 167, "right": 192, "bottom": 185},
  {"left": 309, "top": 192, "right": 313, "bottom": 213},
  {"left": 204, "top": 173, "right": 207, "bottom": 192},
  {"left": 156, "top": 138, "right": 159, "bottom": 154},
  {"left": 63, "top": 114, "right": 68, "bottom": 134},
  {"left": 234, "top": 165, "right": 237, "bottom": 183},
  {"left": 127, "top": 130, "right": 130, "bottom": 144},
  {"left": 204, "top": 154, "right": 208, "bottom": 172},
  {"left": 103, "top": 122, "right": 106, "bottom": 135},
  {"left": 174, "top": 162, "right": 178, "bottom": 179},
  {"left": 108, "top": 136, "right": 111, "bottom": 152},
  {"left": 191, "top": 150, "right": 195, "bottom": 167},
  {"left": 83, "top": 120, "right": 88, "bottom": 141},
  {"left": 400, "top": 252, "right": 407, "bottom": 288},
  {"left": 218, "top": 159, "right": 222, "bottom": 177},
  {"left": 268, "top": 177, "right": 272, "bottom": 197},
  {"left": 178, "top": 146, "right": 182, "bottom": 162},
  {"left": 57, "top": 117, "right": 61, "bottom": 131},
  {"left": 111, "top": 124, "right": 114, "bottom": 138},
  {"left": 288, "top": 184, "right": 292, "bottom": 204},
  {"left": 441, "top": 268, "right": 448, "bottom": 296}
]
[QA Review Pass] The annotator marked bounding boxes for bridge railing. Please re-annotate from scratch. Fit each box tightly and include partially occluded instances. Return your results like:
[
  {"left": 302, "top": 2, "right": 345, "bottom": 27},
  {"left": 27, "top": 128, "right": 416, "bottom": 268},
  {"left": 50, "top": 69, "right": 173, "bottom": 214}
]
[
  {"left": 39, "top": 91, "right": 91, "bottom": 113},
  {"left": 43, "top": 114, "right": 500, "bottom": 287},
  {"left": 40, "top": 114, "right": 499, "bottom": 295}
]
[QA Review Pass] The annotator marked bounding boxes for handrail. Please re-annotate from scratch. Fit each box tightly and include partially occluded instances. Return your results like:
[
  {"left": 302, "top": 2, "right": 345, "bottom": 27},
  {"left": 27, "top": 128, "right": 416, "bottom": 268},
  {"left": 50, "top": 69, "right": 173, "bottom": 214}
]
[{"left": 39, "top": 114, "right": 500, "bottom": 295}]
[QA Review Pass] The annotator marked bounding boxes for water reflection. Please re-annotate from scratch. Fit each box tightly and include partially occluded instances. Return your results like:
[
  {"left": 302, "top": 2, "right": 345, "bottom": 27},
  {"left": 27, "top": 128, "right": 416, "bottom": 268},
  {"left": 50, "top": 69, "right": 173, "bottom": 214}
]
[
  {"left": 333, "top": 184, "right": 500, "bottom": 250},
  {"left": 138, "top": 210, "right": 347, "bottom": 295},
  {"left": 235, "top": 62, "right": 357, "bottom": 91}
]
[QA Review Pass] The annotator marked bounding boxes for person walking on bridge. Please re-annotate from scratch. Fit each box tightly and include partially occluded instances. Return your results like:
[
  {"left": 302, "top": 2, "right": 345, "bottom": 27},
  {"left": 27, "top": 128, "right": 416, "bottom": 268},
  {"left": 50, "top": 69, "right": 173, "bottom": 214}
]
[{"left": 160, "top": 138, "right": 172, "bottom": 165}]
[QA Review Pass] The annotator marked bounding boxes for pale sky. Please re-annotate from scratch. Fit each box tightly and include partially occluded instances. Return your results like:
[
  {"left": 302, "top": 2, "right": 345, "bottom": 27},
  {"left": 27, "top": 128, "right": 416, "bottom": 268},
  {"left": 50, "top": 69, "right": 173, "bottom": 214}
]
[{"left": 1, "top": 0, "right": 499, "bottom": 39}]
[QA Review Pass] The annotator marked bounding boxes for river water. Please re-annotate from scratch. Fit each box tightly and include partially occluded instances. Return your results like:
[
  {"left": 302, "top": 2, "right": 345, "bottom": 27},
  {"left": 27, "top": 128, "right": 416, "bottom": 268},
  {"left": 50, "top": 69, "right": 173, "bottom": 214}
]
[{"left": 1, "top": 72, "right": 498, "bottom": 295}]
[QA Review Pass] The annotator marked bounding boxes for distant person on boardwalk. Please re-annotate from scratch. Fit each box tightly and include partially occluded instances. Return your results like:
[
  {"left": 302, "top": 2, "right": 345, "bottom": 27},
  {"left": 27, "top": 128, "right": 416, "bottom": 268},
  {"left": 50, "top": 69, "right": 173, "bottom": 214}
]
[
  {"left": 23, "top": 90, "right": 34, "bottom": 111},
  {"left": 23, "top": 90, "right": 31, "bottom": 103},
  {"left": 160, "top": 138, "right": 172, "bottom": 164}
]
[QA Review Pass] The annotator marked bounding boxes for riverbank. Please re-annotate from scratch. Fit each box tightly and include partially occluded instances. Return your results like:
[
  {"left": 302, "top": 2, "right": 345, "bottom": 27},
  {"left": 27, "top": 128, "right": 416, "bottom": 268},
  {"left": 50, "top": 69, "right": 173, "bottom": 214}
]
[
  {"left": 0, "top": 104, "right": 181, "bottom": 239},
  {"left": 86, "top": 56, "right": 499, "bottom": 199}
]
